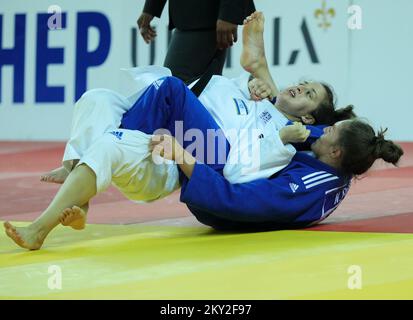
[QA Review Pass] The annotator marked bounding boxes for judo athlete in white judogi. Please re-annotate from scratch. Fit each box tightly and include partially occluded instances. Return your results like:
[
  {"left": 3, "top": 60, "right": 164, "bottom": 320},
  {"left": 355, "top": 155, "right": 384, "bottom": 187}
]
[{"left": 61, "top": 66, "right": 324, "bottom": 205}]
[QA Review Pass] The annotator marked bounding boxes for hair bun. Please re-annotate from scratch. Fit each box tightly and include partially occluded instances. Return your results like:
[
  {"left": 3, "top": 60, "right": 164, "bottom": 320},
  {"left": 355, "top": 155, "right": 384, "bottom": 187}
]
[{"left": 374, "top": 128, "right": 404, "bottom": 164}]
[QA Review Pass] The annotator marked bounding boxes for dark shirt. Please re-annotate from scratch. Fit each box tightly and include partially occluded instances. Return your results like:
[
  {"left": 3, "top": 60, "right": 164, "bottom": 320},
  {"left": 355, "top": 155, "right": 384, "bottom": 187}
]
[{"left": 143, "top": 0, "right": 256, "bottom": 30}]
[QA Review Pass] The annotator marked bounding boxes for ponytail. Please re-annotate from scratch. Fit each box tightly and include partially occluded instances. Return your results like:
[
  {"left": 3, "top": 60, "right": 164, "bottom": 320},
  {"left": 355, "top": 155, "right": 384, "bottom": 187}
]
[
  {"left": 310, "top": 83, "right": 356, "bottom": 125},
  {"left": 339, "top": 121, "right": 404, "bottom": 176}
]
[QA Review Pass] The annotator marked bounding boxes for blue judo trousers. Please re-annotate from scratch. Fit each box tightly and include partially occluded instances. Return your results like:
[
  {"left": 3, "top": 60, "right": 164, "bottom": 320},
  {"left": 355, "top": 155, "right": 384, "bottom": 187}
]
[
  {"left": 121, "top": 76, "right": 230, "bottom": 174},
  {"left": 120, "top": 76, "right": 261, "bottom": 230}
]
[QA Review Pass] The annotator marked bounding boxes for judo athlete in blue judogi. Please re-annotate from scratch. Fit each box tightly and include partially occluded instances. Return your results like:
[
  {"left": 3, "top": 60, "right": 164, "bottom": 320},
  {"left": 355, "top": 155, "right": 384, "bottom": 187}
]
[{"left": 120, "top": 76, "right": 351, "bottom": 230}]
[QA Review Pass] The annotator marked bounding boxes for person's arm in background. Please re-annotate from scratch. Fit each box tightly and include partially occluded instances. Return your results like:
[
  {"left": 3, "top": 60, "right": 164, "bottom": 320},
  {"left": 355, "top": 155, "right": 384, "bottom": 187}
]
[
  {"left": 216, "top": 0, "right": 256, "bottom": 49},
  {"left": 137, "top": 0, "right": 167, "bottom": 43}
]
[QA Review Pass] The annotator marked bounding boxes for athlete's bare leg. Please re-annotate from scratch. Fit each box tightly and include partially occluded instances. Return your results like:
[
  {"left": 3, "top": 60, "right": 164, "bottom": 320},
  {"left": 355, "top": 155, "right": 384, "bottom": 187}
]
[
  {"left": 40, "top": 160, "right": 79, "bottom": 184},
  {"left": 240, "top": 12, "right": 279, "bottom": 98},
  {"left": 40, "top": 166, "right": 69, "bottom": 184},
  {"left": 4, "top": 164, "right": 96, "bottom": 250}
]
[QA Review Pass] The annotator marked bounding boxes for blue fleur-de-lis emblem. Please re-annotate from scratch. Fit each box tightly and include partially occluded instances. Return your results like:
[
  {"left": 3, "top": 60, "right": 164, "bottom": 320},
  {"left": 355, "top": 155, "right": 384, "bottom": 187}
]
[{"left": 314, "top": 0, "right": 336, "bottom": 30}]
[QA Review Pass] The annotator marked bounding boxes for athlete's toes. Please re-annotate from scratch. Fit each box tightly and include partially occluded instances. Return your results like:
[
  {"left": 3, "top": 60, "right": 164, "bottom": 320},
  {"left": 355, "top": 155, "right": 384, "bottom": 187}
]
[
  {"left": 72, "top": 206, "right": 81, "bottom": 214},
  {"left": 4, "top": 221, "right": 14, "bottom": 232}
]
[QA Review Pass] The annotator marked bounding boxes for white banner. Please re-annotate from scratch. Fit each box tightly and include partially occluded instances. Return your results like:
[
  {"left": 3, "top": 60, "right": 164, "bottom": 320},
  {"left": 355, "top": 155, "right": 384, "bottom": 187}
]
[{"left": 0, "top": 0, "right": 412, "bottom": 140}]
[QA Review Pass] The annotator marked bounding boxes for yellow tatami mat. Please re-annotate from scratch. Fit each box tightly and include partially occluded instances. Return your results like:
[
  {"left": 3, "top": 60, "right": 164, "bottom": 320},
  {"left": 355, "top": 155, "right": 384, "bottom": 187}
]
[{"left": 1, "top": 221, "right": 413, "bottom": 299}]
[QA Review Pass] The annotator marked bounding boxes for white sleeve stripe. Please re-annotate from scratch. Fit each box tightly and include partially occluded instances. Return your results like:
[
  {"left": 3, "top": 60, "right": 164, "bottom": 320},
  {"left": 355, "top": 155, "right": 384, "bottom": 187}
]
[
  {"left": 302, "top": 171, "right": 326, "bottom": 180},
  {"left": 303, "top": 173, "right": 332, "bottom": 185},
  {"left": 305, "top": 176, "right": 339, "bottom": 189}
]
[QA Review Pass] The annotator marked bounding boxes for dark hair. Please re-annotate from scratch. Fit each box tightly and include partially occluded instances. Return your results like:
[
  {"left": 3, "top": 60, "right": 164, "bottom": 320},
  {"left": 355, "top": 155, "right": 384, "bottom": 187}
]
[
  {"left": 338, "top": 120, "right": 404, "bottom": 176},
  {"left": 311, "top": 83, "right": 356, "bottom": 125}
]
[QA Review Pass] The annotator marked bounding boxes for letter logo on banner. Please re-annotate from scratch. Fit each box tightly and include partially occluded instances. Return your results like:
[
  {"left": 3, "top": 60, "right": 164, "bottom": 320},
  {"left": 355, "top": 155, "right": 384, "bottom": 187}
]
[
  {"left": 273, "top": 17, "right": 320, "bottom": 66},
  {"left": 130, "top": 26, "right": 161, "bottom": 67},
  {"left": 0, "top": 14, "right": 26, "bottom": 103},
  {"left": 36, "top": 12, "right": 67, "bottom": 103},
  {"left": 75, "top": 12, "right": 111, "bottom": 101}
]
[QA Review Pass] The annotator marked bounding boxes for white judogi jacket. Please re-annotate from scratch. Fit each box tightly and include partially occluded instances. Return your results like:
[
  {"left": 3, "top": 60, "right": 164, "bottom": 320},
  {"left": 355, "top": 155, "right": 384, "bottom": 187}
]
[
  {"left": 197, "top": 73, "right": 296, "bottom": 184},
  {"left": 122, "top": 67, "right": 296, "bottom": 184}
]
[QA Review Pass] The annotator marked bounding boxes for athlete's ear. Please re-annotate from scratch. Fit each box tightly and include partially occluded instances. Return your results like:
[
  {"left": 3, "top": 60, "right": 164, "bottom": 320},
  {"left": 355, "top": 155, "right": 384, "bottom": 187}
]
[
  {"left": 330, "top": 145, "right": 342, "bottom": 160},
  {"left": 301, "top": 115, "right": 315, "bottom": 125}
]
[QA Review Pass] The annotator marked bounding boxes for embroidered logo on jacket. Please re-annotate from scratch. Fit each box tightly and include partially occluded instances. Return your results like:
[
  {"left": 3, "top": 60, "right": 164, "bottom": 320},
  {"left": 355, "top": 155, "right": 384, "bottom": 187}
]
[
  {"left": 110, "top": 131, "right": 124, "bottom": 140},
  {"left": 233, "top": 98, "right": 249, "bottom": 115},
  {"left": 259, "top": 110, "right": 272, "bottom": 124},
  {"left": 289, "top": 183, "right": 299, "bottom": 193},
  {"left": 153, "top": 79, "right": 165, "bottom": 90}
]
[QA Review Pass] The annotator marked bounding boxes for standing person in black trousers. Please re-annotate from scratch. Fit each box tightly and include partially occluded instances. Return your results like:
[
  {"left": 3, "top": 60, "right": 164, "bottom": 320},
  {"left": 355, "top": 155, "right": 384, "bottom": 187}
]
[{"left": 137, "top": 0, "right": 256, "bottom": 84}]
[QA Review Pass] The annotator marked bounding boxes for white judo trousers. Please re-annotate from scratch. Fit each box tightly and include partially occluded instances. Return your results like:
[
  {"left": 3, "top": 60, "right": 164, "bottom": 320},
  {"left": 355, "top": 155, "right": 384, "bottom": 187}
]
[{"left": 62, "top": 67, "right": 180, "bottom": 202}]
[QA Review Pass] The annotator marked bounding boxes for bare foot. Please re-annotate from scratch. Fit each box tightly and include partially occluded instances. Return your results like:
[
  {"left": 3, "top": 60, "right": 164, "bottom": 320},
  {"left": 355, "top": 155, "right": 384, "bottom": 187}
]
[
  {"left": 59, "top": 206, "right": 87, "bottom": 230},
  {"left": 240, "top": 11, "right": 267, "bottom": 73},
  {"left": 3, "top": 222, "right": 44, "bottom": 250},
  {"left": 40, "top": 166, "right": 69, "bottom": 184}
]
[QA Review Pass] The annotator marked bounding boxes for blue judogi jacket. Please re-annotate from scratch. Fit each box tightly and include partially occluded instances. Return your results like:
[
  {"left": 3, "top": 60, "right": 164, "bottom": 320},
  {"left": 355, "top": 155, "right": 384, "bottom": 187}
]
[{"left": 180, "top": 152, "right": 351, "bottom": 231}]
